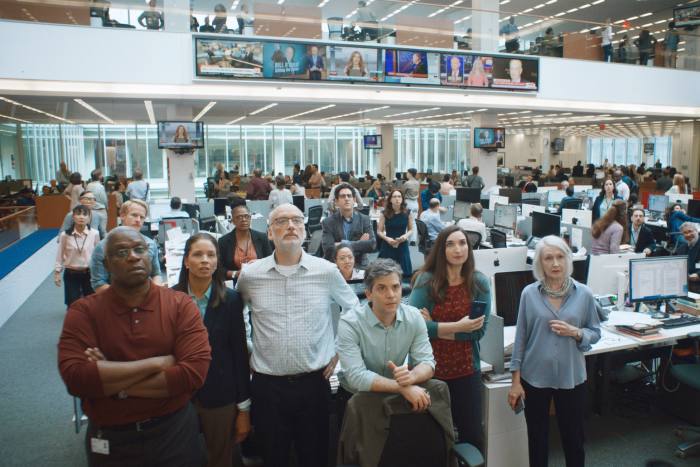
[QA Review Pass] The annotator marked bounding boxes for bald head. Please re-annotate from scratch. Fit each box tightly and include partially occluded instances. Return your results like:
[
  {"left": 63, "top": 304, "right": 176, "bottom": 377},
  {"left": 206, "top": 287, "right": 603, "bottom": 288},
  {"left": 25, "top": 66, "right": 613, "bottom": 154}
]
[{"left": 104, "top": 227, "right": 152, "bottom": 288}]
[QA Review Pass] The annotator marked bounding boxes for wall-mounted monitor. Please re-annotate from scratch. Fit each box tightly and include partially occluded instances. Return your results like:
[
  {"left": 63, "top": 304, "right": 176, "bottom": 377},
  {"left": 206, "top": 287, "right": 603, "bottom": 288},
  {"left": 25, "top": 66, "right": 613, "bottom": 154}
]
[
  {"left": 363, "top": 135, "right": 382, "bottom": 150},
  {"left": 490, "top": 56, "right": 538, "bottom": 90},
  {"left": 157, "top": 121, "right": 204, "bottom": 150},
  {"left": 643, "top": 142, "right": 655, "bottom": 154},
  {"left": 325, "top": 45, "right": 383, "bottom": 82},
  {"left": 384, "top": 49, "right": 440, "bottom": 85},
  {"left": 473, "top": 128, "right": 506, "bottom": 149},
  {"left": 674, "top": 5, "right": 700, "bottom": 28},
  {"left": 552, "top": 138, "right": 565, "bottom": 151},
  {"left": 195, "top": 38, "right": 264, "bottom": 78},
  {"left": 262, "top": 43, "right": 326, "bottom": 80}
]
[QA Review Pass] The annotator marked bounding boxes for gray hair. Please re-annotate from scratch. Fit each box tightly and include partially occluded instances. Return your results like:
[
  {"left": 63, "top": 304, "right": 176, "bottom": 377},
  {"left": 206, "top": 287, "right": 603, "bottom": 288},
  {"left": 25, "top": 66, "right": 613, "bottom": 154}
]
[
  {"left": 532, "top": 235, "right": 573, "bottom": 282},
  {"left": 364, "top": 258, "right": 403, "bottom": 290},
  {"left": 680, "top": 222, "right": 698, "bottom": 233},
  {"left": 268, "top": 203, "right": 304, "bottom": 222}
]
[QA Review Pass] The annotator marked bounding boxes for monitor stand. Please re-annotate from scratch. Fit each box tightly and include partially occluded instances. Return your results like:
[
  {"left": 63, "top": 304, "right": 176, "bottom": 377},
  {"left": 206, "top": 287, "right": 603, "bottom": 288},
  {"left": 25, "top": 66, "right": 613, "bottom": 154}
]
[
  {"left": 526, "top": 236, "right": 540, "bottom": 250},
  {"left": 635, "top": 299, "right": 675, "bottom": 319}
]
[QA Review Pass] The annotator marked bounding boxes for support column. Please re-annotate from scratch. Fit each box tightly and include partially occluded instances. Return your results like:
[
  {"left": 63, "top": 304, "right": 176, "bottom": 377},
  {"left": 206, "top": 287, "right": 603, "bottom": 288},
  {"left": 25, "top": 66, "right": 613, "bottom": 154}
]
[
  {"left": 540, "top": 129, "right": 553, "bottom": 175},
  {"left": 166, "top": 105, "right": 196, "bottom": 202},
  {"left": 673, "top": 121, "right": 700, "bottom": 190},
  {"left": 164, "top": 0, "right": 189, "bottom": 33},
  {"left": 378, "top": 124, "right": 395, "bottom": 178},
  {"left": 469, "top": 114, "right": 498, "bottom": 190},
  {"left": 471, "top": 0, "right": 500, "bottom": 53}
]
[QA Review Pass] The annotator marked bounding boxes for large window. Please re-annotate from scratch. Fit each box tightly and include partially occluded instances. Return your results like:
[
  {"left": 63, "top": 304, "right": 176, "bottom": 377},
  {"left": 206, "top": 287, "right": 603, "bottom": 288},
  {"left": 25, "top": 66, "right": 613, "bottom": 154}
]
[
  {"left": 587, "top": 136, "right": 672, "bottom": 167},
  {"left": 394, "top": 128, "right": 469, "bottom": 174}
]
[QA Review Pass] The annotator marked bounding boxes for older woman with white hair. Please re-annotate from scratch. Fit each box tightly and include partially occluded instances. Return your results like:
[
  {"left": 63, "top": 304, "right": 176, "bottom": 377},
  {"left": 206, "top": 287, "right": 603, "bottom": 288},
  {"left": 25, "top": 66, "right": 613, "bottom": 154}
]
[{"left": 508, "top": 235, "right": 601, "bottom": 467}]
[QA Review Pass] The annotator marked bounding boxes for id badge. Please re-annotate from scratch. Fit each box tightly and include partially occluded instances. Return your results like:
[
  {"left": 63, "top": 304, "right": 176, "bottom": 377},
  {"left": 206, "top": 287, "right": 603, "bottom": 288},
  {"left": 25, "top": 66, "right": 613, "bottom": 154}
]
[{"left": 91, "top": 436, "right": 110, "bottom": 455}]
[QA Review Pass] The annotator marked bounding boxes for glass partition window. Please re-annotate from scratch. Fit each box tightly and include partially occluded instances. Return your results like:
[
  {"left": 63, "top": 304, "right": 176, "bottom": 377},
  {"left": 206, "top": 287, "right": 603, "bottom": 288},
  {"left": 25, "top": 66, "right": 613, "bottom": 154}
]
[
  {"left": 242, "top": 126, "right": 272, "bottom": 174},
  {"left": 587, "top": 136, "right": 672, "bottom": 167},
  {"left": 275, "top": 126, "right": 303, "bottom": 175},
  {"left": 0, "top": 124, "right": 19, "bottom": 179},
  {"left": 395, "top": 127, "right": 468, "bottom": 174}
]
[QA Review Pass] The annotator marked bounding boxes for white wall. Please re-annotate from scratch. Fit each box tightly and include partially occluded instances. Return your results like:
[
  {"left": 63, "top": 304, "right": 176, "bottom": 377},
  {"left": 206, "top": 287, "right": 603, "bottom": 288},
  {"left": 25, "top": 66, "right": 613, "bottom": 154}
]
[{"left": 505, "top": 133, "right": 586, "bottom": 170}]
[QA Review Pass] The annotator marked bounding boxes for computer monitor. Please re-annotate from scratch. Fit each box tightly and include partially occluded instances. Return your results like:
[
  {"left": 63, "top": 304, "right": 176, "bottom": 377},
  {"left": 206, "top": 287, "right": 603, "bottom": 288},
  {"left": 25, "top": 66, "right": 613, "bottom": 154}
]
[
  {"left": 531, "top": 211, "right": 561, "bottom": 238},
  {"left": 494, "top": 270, "right": 537, "bottom": 326},
  {"left": 453, "top": 201, "right": 470, "bottom": 219},
  {"left": 214, "top": 198, "right": 228, "bottom": 217},
  {"left": 628, "top": 256, "right": 688, "bottom": 303},
  {"left": 292, "top": 195, "right": 305, "bottom": 213},
  {"left": 489, "top": 194, "right": 509, "bottom": 209},
  {"left": 547, "top": 190, "right": 566, "bottom": 206},
  {"left": 587, "top": 252, "right": 645, "bottom": 295},
  {"left": 456, "top": 187, "right": 481, "bottom": 203},
  {"left": 181, "top": 203, "right": 199, "bottom": 219},
  {"left": 473, "top": 246, "right": 529, "bottom": 280},
  {"left": 198, "top": 200, "right": 215, "bottom": 219},
  {"left": 499, "top": 188, "right": 522, "bottom": 204},
  {"left": 648, "top": 194, "right": 669, "bottom": 214},
  {"left": 561, "top": 209, "right": 592, "bottom": 228},
  {"left": 522, "top": 203, "right": 546, "bottom": 218},
  {"left": 688, "top": 199, "right": 700, "bottom": 218},
  {"left": 669, "top": 193, "right": 693, "bottom": 206},
  {"left": 521, "top": 197, "right": 543, "bottom": 207},
  {"left": 482, "top": 209, "right": 495, "bottom": 228},
  {"left": 494, "top": 203, "right": 517, "bottom": 230},
  {"left": 586, "top": 188, "right": 601, "bottom": 200},
  {"left": 536, "top": 186, "right": 559, "bottom": 194},
  {"left": 573, "top": 185, "right": 593, "bottom": 193}
]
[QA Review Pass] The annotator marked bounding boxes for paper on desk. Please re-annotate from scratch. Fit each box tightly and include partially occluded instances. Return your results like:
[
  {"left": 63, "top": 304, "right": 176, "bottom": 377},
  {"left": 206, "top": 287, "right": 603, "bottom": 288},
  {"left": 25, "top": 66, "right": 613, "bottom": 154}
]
[
  {"left": 571, "top": 228, "right": 583, "bottom": 249},
  {"left": 166, "top": 227, "right": 189, "bottom": 243},
  {"left": 605, "top": 310, "right": 661, "bottom": 326}
]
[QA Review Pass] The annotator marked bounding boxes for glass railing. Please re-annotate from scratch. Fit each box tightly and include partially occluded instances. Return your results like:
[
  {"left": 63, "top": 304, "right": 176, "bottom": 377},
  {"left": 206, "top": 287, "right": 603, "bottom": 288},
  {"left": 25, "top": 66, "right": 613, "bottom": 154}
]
[
  {"left": 0, "top": 206, "right": 37, "bottom": 251},
  {"left": 1, "top": 0, "right": 698, "bottom": 72}
]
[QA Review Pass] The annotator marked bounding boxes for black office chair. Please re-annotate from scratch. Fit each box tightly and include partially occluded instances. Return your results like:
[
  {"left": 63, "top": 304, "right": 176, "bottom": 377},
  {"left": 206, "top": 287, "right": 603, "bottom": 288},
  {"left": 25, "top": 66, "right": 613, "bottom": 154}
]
[
  {"left": 415, "top": 219, "right": 431, "bottom": 256},
  {"left": 667, "top": 332, "right": 700, "bottom": 459},
  {"left": 306, "top": 229, "right": 323, "bottom": 257},
  {"left": 490, "top": 229, "right": 507, "bottom": 248},
  {"left": 464, "top": 230, "right": 482, "bottom": 250},
  {"left": 560, "top": 197, "right": 583, "bottom": 210},
  {"left": 307, "top": 205, "right": 323, "bottom": 234}
]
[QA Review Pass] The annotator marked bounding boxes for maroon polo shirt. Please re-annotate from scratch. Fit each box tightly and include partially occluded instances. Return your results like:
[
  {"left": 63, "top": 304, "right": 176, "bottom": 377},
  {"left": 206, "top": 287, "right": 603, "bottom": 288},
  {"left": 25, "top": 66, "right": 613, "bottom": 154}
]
[{"left": 58, "top": 284, "right": 211, "bottom": 426}]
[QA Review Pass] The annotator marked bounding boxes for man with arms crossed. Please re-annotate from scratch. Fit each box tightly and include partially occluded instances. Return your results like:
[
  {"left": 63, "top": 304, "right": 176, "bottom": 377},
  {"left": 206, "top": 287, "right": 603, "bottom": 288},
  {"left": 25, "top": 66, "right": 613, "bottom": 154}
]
[
  {"left": 58, "top": 227, "right": 211, "bottom": 466},
  {"left": 337, "top": 258, "right": 435, "bottom": 409},
  {"left": 91, "top": 200, "right": 163, "bottom": 292},
  {"left": 236, "top": 204, "right": 360, "bottom": 467}
]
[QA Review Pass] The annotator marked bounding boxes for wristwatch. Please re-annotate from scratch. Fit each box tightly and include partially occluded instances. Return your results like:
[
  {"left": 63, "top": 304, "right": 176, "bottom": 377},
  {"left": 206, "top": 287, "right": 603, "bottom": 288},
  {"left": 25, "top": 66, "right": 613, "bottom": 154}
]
[{"left": 576, "top": 329, "right": 583, "bottom": 340}]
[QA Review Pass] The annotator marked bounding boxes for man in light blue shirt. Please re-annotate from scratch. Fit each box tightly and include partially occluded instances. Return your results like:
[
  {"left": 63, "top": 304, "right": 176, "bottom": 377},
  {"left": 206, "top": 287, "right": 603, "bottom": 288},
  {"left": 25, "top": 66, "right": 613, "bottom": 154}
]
[
  {"left": 337, "top": 259, "right": 435, "bottom": 411},
  {"left": 126, "top": 169, "right": 149, "bottom": 201},
  {"left": 419, "top": 198, "right": 445, "bottom": 242}
]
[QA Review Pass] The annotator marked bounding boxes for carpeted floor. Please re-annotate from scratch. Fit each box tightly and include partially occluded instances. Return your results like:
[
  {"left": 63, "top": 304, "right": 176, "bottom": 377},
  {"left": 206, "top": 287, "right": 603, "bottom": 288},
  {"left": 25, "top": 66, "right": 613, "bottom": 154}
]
[
  {"left": 0, "top": 271, "right": 698, "bottom": 467},
  {"left": 0, "top": 228, "right": 59, "bottom": 280}
]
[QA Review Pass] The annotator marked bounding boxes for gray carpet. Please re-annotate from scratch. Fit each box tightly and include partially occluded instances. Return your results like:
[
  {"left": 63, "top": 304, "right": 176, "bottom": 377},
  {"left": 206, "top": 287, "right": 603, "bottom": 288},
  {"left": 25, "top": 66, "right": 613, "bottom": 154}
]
[{"left": 0, "top": 272, "right": 698, "bottom": 466}]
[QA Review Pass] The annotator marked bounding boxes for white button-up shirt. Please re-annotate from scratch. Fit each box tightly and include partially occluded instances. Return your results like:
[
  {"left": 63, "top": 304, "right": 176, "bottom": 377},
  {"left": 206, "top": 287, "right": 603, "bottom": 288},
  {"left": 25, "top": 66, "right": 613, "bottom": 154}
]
[{"left": 236, "top": 251, "right": 360, "bottom": 376}]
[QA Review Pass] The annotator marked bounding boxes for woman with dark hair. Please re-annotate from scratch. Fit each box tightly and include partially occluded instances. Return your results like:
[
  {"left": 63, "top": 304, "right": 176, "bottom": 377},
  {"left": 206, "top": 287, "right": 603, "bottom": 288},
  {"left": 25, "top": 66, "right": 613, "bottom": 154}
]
[
  {"left": 54, "top": 204, "right": 99, "bottom": 305},
  {"left": 218, "top": 201, "right": 273, "bottom": 281},
  {"left": 590, "top": 178, "right": 622, "bottom": 222},
  {"left": 408, "top": 224, "right": 490, "bottom": 450},
  {"left": 377, "top": 189, "right": 413, "bottom": 277},
  {"left": 64, "top": 172, "right": 85, "bottom": 209},
  {"left": 174, "top": 232, "right": 250, "bottom": 467},
  {"left": 591, "top": 199, "right": 628, "bottom": 255},
  {"left": 334, "top": 244, "right": 364, "bottom": 282}
]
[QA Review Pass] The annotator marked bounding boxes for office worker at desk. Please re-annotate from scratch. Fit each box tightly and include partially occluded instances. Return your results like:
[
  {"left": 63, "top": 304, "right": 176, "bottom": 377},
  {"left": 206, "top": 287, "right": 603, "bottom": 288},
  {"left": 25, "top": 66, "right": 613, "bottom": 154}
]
[
  {"left": 675, "top": 222, "right": 700, "bottom": 293},
  {"left": 509, "top": 236, "right": 601, "bottom": 467},
  {"left": 408, "top": 225, "right": 490, "bottom": 450},
  {"left": 456, "top": 203, "right": 488, "bottom": 244},
  {"left": 218, "top": 200, "right": 273, "bottom": 281},
  {"left": 322, "top": 183, "right": 376, "bottom": 267},
  {"left": 591, "top": 177, "right": 622, "bottom": 222},
  {"left": 629, "top": 208, "right": 656, "bottom": 255},
  {"left": 591, "top": 199, "right": 628, "bottom": 255},
  {"left": 665, "top": 202, "right": 700, "bottom": 247},
  {"left": 236, "top": 204, "right": 359, "bottom": 467}
]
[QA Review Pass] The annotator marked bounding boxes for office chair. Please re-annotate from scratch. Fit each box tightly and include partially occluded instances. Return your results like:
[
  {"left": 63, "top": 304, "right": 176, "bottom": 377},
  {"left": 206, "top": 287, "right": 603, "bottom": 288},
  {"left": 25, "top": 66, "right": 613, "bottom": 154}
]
[
  {"left": 490, "top": 229, "right": 507, "bottom": 249},
  {"left": 307, "top": 205, "right": 323, "bottom": 234},
  {"left": 560, "top": 197, "right": 583, "bottom": 210},
  {"left": 158, "top": 217, "right": 199, "bottom": 245},
  {"left": 415, "top": 219, "right": 431, "bottom": 256},
  {"left": 306, "top": 229, "right": 323, "bottom": 257},
  {"left": 464, "top": 230, "right": 482, "bottom": 250},
  {"left": 668, "top": 332, "right": 700, "bottom": 459}
]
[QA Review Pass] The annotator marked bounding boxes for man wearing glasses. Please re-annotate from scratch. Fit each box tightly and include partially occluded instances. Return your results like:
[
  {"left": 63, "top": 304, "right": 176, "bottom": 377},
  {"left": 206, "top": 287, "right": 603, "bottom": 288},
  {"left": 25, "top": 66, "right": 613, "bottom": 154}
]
[
  {"left": 90, "top": 199, "right": 163, "bottom": 293},
  {"left": 58, "top": 227, "right": 211, "bottom": 466},
  {"left": 321, "top": 182, "right": 376, "bottom": 267},
  {"left": 236, "top": 204, "right": 359, "bottom": 467}
]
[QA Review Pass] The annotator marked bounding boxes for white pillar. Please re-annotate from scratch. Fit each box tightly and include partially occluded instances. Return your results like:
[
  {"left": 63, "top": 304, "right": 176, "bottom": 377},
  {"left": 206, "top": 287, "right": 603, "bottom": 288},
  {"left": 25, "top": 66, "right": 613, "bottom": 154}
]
[
  {"left": 469, "top": 114, "right": 498, "bottom": 190},
  {"left": 472, "top": 0, "right": 500, "bottom": 53},
  {"left": 540, "top": 129, "right": 552, "bottom": 174},
  {"left": 378, "top": 124, "right": 395, "bottom": 179},
  {"left": 164, "top": 0, "right": 189, "bottom": 33},
  {"left": 166, "top": 105, "right": 196, "bottom": 202}
]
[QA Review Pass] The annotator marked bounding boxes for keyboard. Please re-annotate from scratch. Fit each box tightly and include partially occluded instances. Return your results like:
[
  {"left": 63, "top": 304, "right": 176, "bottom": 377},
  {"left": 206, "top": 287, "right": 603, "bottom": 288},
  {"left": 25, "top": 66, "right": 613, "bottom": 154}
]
[{"left": 661, "top": 316, "right": 700, "bottom": 329}]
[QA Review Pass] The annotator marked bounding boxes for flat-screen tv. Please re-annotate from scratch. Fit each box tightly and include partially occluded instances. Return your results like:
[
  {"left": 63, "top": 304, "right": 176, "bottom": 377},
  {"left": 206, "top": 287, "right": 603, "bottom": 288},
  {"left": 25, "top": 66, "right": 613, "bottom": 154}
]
[
  {"left": 473, "top": 128, "right": 505, "bottom": 149},
  {"left": 383, "top": 49, "right": 440, "bottom": 85},
  {"left": 552, "top": 138, "right": 565, "bottom": 151},
  {"left": 674, "top": 5, "right": 700, "bottom": 28},
  {"left": 441, "top": 54, "right": 494, "bottom": 88},
  {"left": 643, "top": 142, "right": 655, "bottom": 154},
  {"left": 325, "top": 45, "right": 383, "bottom": 82},
  {"left": 363, "top": 135, "right": 382, "bottom": 150},
  {"left": 157, "top": 121, "right": 204, "bottom": 149},
  {"left": 490, "top": 56, "right": 538, "bottom": 91},
  {"left": 195, "top": 38, "right": 264, "bottom": 78}
]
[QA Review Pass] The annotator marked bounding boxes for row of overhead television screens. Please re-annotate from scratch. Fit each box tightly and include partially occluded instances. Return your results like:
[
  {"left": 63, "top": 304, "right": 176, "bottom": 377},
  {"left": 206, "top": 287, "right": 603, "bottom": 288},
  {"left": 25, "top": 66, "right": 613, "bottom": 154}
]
[{"left": 194, "top": 38, "right": 538, "bottom": 91}]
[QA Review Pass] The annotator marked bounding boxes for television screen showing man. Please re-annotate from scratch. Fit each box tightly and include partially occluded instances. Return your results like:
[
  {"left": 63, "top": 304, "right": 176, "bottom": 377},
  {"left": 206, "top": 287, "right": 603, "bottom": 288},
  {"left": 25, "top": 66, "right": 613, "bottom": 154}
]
[
  {"left": 326, "top": 46, "right": 381, "bottom": 82},
  {"left": 490, "top": 57, "right": 538, "bottom": 90},
  {"left": 494, "top": 128, "right": 505, "bottom": 148},
  {"left": 384, "top": 49, "right": 439, "bottom": 84},
  {"left": 478, "top": 129, "right": 494, "bottom": 147},
  {"left": 440, "top": 55, "right": 464, "bottom": 85},
  {"left": 195, "top": 39, "right": 264, "bottom": 78},
  {"left": 263, "top": 42, "right": 308, "bottom": 78},
  {"left": 305, "top": 45, "right": 326, "bottom": 80}
]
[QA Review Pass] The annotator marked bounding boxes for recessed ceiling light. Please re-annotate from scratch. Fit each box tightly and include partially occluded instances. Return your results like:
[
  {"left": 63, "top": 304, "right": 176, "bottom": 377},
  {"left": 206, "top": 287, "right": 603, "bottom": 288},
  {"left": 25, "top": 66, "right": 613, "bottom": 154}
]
[
  {"left": 144, "top": 100, "right": 155, "bottom": 124},
  {"left": 249, "top": 103, "right": 278, "bottom": 115},
  {"left": 192, "top": 101, "right": 217, "bottom": 122},
  {"left": 74, "top": 99, "right": 114, "bottom": 124}
]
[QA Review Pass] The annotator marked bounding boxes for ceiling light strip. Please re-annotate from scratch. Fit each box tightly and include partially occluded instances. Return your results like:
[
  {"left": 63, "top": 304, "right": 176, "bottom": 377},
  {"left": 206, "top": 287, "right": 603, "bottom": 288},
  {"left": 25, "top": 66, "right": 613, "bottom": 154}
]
[
  {"left": 74, "top": 99, "right": 114, "bottom": 124},
  {"left": 192, "top": 101, "right": 217, "bottom": 122}
]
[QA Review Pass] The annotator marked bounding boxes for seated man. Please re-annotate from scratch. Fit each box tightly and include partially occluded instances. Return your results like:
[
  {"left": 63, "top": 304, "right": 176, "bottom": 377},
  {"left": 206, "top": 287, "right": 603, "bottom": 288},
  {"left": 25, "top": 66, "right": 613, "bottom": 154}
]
[
  {"left": 456, "top": 203, "right": 487, "bottom": 243},
  {"left": 165, "top": 196, "right": 191, "bottom": 218},
  {"left": 557, "top": 186, "right": 578, "bottom": 215},
  {"left": 419, "top": 198, "right": 445, "bottom": 243},
  {"left": 322, "top": 183, "right": 376, "bottom": 267},
  {"left": 629, "top": 208, "right": 656, "bottom": 256},
  {"left": 337, "top": 259, "right": 435, "bottom": 410},
  {"left": 675, "top": 222, "right": 700, "bottom": 292}
]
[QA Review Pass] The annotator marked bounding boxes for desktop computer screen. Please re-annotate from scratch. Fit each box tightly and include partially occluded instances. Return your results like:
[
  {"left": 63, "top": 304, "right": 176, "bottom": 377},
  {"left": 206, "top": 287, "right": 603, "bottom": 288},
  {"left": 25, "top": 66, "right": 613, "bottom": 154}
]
[
  {"left": 499, "top": 188, "right": 522, "bottom": 204},
  {"left": 531, "top": 211, "right": 561, "bottom": 238},
  {"left": 687, "top": 199, "right": 700, "bottom": 218},
  {"left": 456, "top": 187, "right": 481, "bottom": 203},
  {"left": 494, "top": 204, "right": 517, "bottom": 230},
  {"left": 628, "top": 256, "right": 688, "bottom": 302},
  {"left": 494, "top": 270, "right": 536, "bottom": 326},
  {"left": 547, "top": 190, "right": 566, "bottom": 206},
  {"left": 561, "top": 209, "right": 592, "bottom": 228},
  {"left": 453, "top": 201, "right": 470, "bottom": 219},
  {"left": 214, "top": 198, "right": 228, "bottom": 217},
  {"left": 648, "top": 194, "right": 669, "bottom": 214}
]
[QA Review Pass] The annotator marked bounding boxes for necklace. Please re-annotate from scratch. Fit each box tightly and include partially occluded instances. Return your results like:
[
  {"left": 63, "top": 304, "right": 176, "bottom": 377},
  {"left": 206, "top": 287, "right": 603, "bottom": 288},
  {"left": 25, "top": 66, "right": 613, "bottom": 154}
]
[{"left": 73, "top": 230, "right": 87, "bottom": 254}]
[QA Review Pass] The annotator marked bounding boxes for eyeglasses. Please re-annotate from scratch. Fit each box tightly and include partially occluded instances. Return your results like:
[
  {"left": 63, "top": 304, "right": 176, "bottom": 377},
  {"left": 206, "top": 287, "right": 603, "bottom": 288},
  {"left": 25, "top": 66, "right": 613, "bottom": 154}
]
[
  {"left": 110, "top": 246, "right": 149, "bottom": 259},
  {"left": 337, "top": 193, "right": 354, "bottom": 199},
  {"left": 233, "top": 214, "right": 251, "bottom": 221},
  {"left": 272, "top": 216, "right": 305, "bottom": 227},
  {"left": 80, "top": 197, "right": 96, "bottom": 201}
]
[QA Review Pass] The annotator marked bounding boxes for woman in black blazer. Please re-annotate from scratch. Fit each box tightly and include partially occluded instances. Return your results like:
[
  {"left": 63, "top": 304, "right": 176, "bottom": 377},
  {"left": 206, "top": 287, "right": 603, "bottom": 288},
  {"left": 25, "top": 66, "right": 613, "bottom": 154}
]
[
  {"left": 218, "top": 201, "right": 273, "bottom": 280},
  {"left": 174, "top": 233, "right": 251, "bottom": 467}
]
